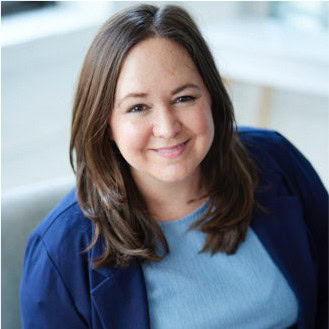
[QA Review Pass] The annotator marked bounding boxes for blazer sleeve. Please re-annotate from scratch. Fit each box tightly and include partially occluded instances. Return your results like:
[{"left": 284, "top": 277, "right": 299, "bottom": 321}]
[
  {"left": 19, "top": 233, "right": 89, "bottom": 329},
  {"left": 272, "top": 132, "right": 328, "bottom": 328}
]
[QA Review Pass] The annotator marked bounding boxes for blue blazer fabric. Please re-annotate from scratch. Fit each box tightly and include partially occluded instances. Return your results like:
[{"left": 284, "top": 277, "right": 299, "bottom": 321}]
[{"left": 19, "top": 128, "right": 328, "bottom": 329}]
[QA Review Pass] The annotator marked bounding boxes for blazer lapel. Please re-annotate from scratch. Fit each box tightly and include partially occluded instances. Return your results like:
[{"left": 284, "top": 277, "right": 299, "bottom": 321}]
[
  {"left": 251, "top": 172, "right": 317, "bottom": 329},
  {"left": 90, "top": 259, "right": 150, "bottom": 329}
]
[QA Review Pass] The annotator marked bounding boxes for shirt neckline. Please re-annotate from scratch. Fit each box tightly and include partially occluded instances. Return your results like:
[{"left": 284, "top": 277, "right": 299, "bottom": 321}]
[{"left": 158, "top": 199, "right": 209, "bottom": 227}]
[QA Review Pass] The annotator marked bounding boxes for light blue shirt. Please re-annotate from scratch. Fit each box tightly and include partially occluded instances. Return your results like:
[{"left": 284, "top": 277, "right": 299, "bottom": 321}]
[{"left": 142, "top": 202, "right": 298, "bottom": 329}]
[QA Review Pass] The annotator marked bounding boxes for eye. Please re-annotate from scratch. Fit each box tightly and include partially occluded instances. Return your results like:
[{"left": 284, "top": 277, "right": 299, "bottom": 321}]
[
  {"left": 174, "top": 95, "right": 196, "bottom": 104},
  {"left": 128, "top": 104, "right": 146, "bottom": 113}
]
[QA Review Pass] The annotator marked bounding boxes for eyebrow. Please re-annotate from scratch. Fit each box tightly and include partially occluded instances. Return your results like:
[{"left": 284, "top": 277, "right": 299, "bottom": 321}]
[
  {"left": 171, "top": 83, "right": 200, "bottom": 95},
  {"left": 117, "top": 83, "right": 200, "bottom": 107}
]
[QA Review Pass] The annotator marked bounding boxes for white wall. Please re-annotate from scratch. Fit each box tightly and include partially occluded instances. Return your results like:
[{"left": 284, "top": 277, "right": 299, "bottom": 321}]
[{"left": 2, "top": 26, "right": 97, "bottom": 190}]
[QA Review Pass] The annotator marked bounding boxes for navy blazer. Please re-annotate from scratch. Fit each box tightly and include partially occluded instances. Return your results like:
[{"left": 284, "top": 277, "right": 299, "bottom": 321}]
[{"left": 20, "top": 128, "right": 328, "bottom": 329}]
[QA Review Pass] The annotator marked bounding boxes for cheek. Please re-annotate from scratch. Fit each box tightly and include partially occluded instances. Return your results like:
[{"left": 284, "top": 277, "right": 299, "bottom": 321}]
[
  {"left": 112, "top": 120, "right": 151, "bottom": 154},
  {"left": 191, "top": 107, "right": 215, "bottom": 140}
]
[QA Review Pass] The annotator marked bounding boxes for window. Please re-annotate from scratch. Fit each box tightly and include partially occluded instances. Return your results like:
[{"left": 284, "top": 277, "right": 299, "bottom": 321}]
[{"left": 270, "top": 2, "right": 329, "bottom": 31}]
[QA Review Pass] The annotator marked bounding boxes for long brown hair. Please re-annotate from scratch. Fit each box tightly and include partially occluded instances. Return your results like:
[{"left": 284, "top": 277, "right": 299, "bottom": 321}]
[{"left": 70, "top": 4, "right": 259, "bottom": 268}]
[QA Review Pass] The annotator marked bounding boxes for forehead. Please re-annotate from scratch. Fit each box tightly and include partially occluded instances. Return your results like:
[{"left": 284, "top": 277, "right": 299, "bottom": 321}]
[{"left": 115, "top": 38, "right": 203, "bottom": 96}]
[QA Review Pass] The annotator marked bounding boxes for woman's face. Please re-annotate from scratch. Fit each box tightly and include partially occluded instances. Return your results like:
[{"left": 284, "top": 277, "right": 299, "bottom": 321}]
[{"left": 110, "top": 37, "right": 214, "bottom": 187}]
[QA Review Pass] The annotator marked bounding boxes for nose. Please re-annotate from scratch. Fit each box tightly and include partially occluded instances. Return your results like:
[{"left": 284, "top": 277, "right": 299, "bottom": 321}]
[{"left": 152, "top": 107, "right": 181, "bottom": 138}]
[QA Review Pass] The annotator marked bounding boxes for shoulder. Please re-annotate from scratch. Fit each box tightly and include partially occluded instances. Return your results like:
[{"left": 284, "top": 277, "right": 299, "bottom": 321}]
[
  {"left": 237, "top": 126, "right": 327, "bottom": 206},
  {"left": 27, "top": 189, "right": 93, "bottom": 265},
  {"left": 237, "top": 126, "right": 290, "bottom": 164},
  {"left": 237, "top": 126, "right": 328, "bottom": 213},
  {"left": 20, "top": 189, "right": 93, "bottom": 326},
  {"left": 237, "top": 126, "right": 314, "bottom": 179},
  {"left": 238, "top": 126, "right": 283, "bottom": 145}
]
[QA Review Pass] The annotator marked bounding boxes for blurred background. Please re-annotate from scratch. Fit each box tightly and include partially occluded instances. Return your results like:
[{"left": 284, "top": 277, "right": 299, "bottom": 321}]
[{"left": 1, "top": 2, "right": 329, "bottom": 329}]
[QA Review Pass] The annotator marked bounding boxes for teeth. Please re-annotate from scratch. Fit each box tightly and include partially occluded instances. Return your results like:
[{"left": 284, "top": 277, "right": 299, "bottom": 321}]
[{"left": 157, "top": 143, "right": 184, "bottom": 153}]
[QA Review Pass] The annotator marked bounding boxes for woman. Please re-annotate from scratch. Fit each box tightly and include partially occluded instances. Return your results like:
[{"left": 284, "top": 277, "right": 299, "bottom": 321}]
[{"left": 20, "top": 4, "right": 328, "bottom": 329}]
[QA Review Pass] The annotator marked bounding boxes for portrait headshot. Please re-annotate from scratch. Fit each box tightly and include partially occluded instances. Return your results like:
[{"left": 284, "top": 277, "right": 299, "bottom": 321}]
[{"left": 2, "top": 2, "right": 328, "bottom": 329}]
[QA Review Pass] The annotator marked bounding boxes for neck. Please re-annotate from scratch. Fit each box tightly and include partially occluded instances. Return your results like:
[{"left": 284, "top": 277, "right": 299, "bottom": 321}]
[{"left": 132, "top": 170, "right": 206, "bottom": 222}]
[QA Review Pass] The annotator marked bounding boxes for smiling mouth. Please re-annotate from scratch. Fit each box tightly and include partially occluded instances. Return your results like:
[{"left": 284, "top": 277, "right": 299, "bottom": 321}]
[
  {"left": 154, "top": 139, "right": 189, "bottom": 151},
  {"left": 152, "top": 139, "right": 190, "bottom": 158}
]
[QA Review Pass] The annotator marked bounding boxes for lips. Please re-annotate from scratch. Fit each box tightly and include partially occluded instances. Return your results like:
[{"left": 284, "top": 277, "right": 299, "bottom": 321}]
[
  {"left": 157, "top": 142, "right": 184, "bottom": 153},
  {"left": 153, "top": 140, "right": 189, "bottom": 151},
  {"left": 151, "top": 140, "right": 190, "bottom": 158}
]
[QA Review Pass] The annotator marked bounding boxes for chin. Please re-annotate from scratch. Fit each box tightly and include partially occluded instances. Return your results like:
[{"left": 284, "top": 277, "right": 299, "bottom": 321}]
[
  {"left": 157, "top": 175, "right": 187, "bottom": 184},
  {"left": 155, "top": 166, "right": 197, "bottom": 184}
]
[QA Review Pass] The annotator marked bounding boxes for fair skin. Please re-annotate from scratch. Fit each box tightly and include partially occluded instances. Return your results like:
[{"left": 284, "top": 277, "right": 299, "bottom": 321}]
[{"left": 110, "top": 37, "right": 214, "bottom": 221}]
